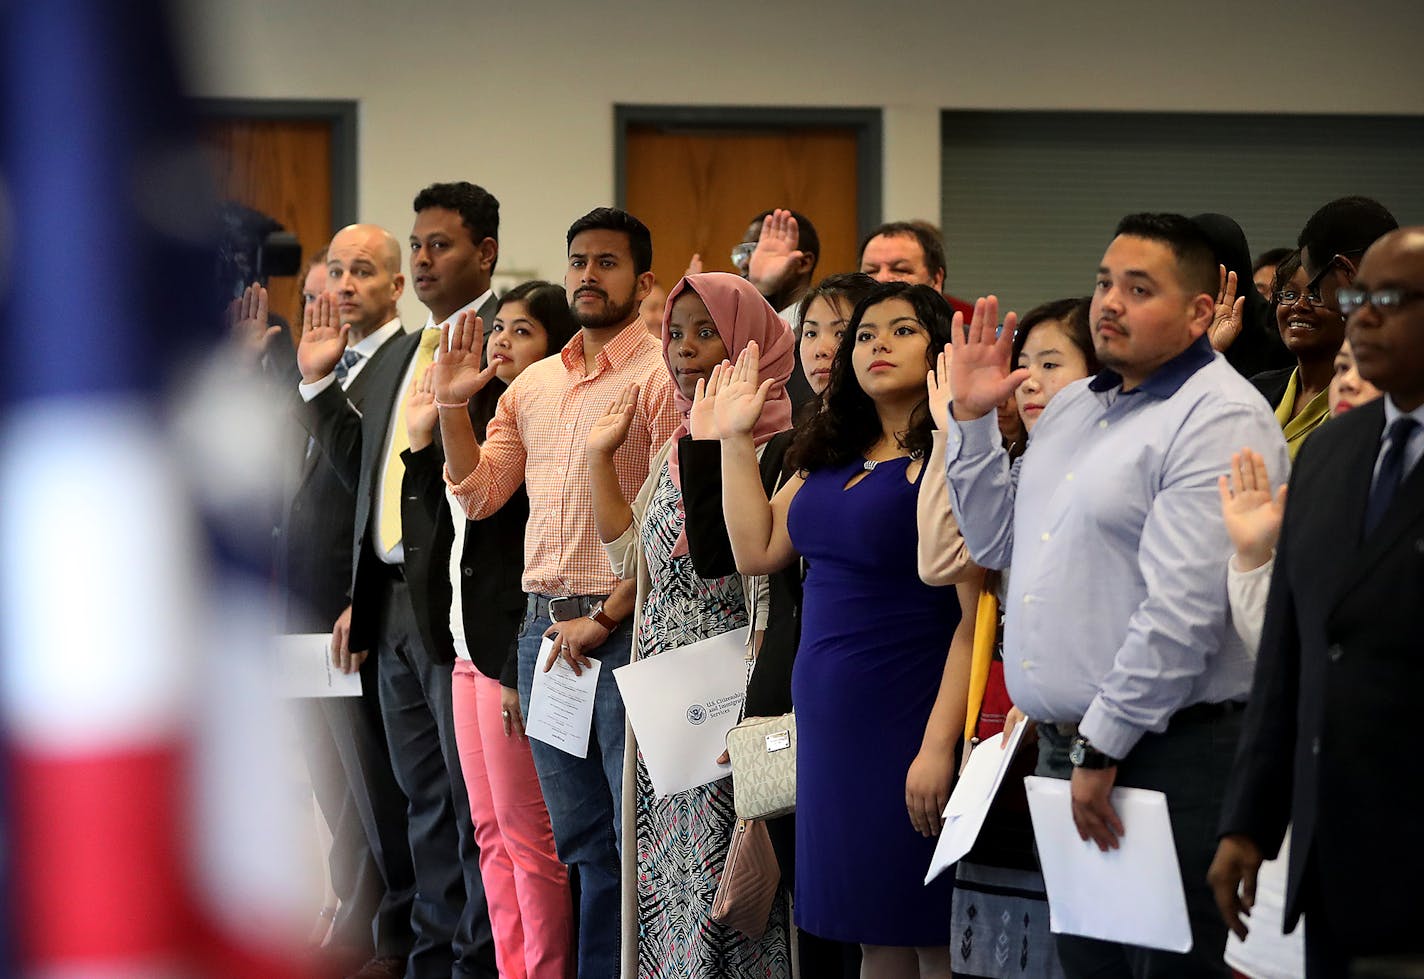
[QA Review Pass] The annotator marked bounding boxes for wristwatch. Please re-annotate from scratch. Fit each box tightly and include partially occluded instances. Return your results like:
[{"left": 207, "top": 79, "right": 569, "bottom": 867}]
[
  {"left": 587, "top": 601, "right": 618, "bottom": 632},
  {"left": 1069, "top": 735, "right": 1119, "bottom": 770}
]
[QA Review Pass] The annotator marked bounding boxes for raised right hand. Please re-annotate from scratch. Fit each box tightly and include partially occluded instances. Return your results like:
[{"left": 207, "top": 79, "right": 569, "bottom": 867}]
[
  {"left": 432, "top": 310, "right": 498, "bottom": 405},
  {"left": 1218, "top": 448, "right": 1287, "bottom": 571},
  {"left": 948, "top": 296, "right": 1027, "bottom": 421},
  {"left": 297, "top": 292, "right": 350, "bottom": 383},
  {"left": 587, "top": 383, "right": 640, "bottom": 458},
  {"left": 228, "top": 282, "right": 281, "bottom": 364},
  {"left": 748, "top": 209, "right": 804, "bottom": 295},
  {"left": 713, "top": 342, "right": 775, "bottom": 439},
  {"left": 926, "top": 344, "right": 954, "bottom": 430},
  {"left": 1209, "top": 265, "right": 1246, "bottom": 353},
  {"left": 688, "top": 361, "right": 728, "bottom": 440},
  {"left": 405, "top": 367, "right": 439, "bottom": 449}
]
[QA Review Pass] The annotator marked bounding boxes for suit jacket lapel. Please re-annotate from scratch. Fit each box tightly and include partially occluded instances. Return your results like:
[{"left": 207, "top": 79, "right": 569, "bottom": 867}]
[{"left": 477, "top": 292, "right": 500, "bottom": 331}]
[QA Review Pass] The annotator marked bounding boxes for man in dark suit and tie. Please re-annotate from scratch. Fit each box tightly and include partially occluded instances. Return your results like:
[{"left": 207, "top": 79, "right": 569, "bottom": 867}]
[
  {"left": 275, "top": 251, "right": 417, "bottom": 976},
  {"left": 296, "top": 211, "right": 499, "bottom": 979},
  {"left": 1211, "top": 226, "right": 1424, "bottom": 978}
]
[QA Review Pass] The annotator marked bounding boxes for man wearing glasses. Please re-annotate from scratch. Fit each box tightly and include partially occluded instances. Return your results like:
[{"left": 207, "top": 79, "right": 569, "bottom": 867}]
[{"left": 1211, "top": 226, "right": 1424, "bottom": 978}]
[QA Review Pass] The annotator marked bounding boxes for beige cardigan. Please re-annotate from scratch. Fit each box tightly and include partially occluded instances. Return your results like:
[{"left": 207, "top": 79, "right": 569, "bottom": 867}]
[
  {"left": 916, "top": 429, "right": 977, "bottom": 586},
  {"left": 604, "top": 437, "right": 769, "bottom": 978}
]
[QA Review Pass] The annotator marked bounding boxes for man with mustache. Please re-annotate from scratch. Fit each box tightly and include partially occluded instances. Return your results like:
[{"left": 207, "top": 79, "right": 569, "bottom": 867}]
[
  {"left": 943, "top": 213, "right": 1287, "bottom": 977},
  {"left": 440, "top": 207, "right": 678, "bottom": 979}
]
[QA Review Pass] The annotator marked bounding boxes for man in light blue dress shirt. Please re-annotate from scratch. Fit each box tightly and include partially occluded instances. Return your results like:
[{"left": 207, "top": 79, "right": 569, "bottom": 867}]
[{"left": 943, "top": 213, "right": 1288, "bottom": 977}]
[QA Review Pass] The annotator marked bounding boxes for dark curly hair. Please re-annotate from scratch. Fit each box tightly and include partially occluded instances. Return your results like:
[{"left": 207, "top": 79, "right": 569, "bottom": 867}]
[{"left": 787, "top": 282, "right": 954, "bottom": 473}]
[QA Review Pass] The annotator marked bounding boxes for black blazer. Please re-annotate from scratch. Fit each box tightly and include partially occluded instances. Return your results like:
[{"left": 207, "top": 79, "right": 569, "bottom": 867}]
[
  {"left": 300, "top": 295, "right": 504, "bottom": 660},
  {"left": 679, "top": 430, "right": 799, "bottom": 717},
  {"left": 400, "top": 437, "right": 527, "bottom": 684},
  {"left": 1218, "top": 399, "right": 1424, "bottom": 952},
  {"left": 276, "top": 332, "right": 401, "bottom": 631},
  {"left": 1250, "top": 365, "right": 1293, "bottom": 411}
]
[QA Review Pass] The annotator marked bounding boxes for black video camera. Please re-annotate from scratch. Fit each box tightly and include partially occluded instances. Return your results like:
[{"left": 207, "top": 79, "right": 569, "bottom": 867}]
[{"left": 215, "top": 202, "right": 303, "bottom": 299}]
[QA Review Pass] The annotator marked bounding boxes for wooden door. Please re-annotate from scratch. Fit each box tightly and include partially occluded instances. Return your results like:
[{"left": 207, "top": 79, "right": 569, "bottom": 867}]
[
  {"left": 200, "top": 118, "right": 334, "bottom": 344},
  {"left": 624, "top": 125, "right": 860, "bottom": 296}
]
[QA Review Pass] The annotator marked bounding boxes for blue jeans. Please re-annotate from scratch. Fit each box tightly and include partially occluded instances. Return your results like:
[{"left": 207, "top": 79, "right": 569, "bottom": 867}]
[{"left": 516, "top": 604, "right": 631, "bottom": 979}]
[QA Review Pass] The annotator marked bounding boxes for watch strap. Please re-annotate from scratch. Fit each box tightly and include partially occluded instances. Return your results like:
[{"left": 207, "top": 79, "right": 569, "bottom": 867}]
[{"left": 589, "top": 605, "right": 618, "bottom": 632}]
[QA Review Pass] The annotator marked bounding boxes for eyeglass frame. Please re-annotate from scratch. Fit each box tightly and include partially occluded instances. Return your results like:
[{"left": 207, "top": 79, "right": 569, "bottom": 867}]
[
  {"left": 1275, "top": 253, "right": 1356, "bottom": 309},
  {"left": 730, "top": 241, "right": 757, "bottom": 267},
  {"left": 1336, "top": 286, "right": 1424, "bottom": 317}
]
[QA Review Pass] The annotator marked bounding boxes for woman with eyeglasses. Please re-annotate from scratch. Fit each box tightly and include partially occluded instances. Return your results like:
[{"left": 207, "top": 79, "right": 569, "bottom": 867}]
[{"left": 1250, "top": 251, "right": 1345, "bottom": 459}]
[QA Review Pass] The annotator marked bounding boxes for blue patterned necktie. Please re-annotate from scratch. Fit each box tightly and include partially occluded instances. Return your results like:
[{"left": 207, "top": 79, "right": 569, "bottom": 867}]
[
  {"left": 333, "top": 347, "right": 362, "bottom": 386},
  {"left": 1364, "top": 416, "right": 1419, "bottom": 534}
]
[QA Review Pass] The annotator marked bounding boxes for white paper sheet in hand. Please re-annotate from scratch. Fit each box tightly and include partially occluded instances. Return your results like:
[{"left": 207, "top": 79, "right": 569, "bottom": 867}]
[
  {"left": 277, "top": 633, "right": 363, "bottom": 698},
  {"left": 613, "top": 629, "right": 747, "bottom": 798},
  {"left": 924, "top": 719, "right": 1029, "bottom": 883},
  {"left": 525, "top": 637, "right": 601, "bottom": 759},
  {"left": 1023, "top": 776, "right": 1192, "bottom": 953}
]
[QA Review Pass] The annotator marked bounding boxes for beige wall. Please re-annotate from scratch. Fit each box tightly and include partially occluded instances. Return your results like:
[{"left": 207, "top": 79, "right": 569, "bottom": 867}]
[{"left": 181, "top": 0, "right": 1424, "bottom": 323}]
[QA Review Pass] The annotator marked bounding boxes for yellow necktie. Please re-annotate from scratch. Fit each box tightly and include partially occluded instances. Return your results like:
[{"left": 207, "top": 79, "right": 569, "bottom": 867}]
[{"left": 379, "top": 329, "right": 441, "bottom": 554}]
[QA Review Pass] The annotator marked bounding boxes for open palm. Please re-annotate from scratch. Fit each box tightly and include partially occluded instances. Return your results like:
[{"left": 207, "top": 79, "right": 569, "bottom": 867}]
[
  {"left": 1218, "top": 449, "right": 1286, "bottom": 568},
  {"left": 1209, "top": 265, "right": 1245, "bottom": 353},
  {"left": 432, "top": 310, "right": 498, "bottom": 404},
  {"left": 948, "top": 296, "right": 1026, "bottom": 419},
  {"left": 297, "top": 292, "right": 349, "bottom": 382},
  {"left": 405, "top": 367, "right": 439, "bottom": 443},
  {"left": 748, "top": 209, "right": 804, "bottom": 294},
  {"left": 926, "top": 345, "right": 955, "bottom": 430},
  {"left": 587, "top": 383, "right": 640, "bottom": 458},
  {"left": 713, "top": 342, "right": 775, "bottom": 438},
  {"left": 229, "top": 282, "right": 280, "bottom": 361},
  {"left": 688, "top": 361, "right": 729, "bottom": 440}
]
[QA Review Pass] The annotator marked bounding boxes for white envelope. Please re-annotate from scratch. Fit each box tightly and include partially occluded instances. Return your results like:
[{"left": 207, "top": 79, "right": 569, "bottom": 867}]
[
  {"left": 613, "top": 629, "right": 748, "bottom": 798},
  {"left": 276, "top": 633, "right": 362, "bottom": 698},
  {"left": 1024, "top": 776, "right": 1192, "bottom": 953},
  {"left": 924, "top": 719, "right": 1029, "bottom": 883}
]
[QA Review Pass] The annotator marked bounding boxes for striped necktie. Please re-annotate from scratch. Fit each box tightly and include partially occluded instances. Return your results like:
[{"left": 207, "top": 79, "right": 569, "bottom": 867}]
[{"left": 333, "top": 347, "right": 362, "bottom": 386}]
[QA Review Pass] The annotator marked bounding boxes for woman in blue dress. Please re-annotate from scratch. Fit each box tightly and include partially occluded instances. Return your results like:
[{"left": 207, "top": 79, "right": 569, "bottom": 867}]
[{"left": 712, "top": 282, "right": 980, "bottom": 979}]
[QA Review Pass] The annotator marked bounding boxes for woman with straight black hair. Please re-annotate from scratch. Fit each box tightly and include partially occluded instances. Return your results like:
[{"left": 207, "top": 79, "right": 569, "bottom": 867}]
[{"left": 712, "top": 282, "right": 979, "bottom": 979}]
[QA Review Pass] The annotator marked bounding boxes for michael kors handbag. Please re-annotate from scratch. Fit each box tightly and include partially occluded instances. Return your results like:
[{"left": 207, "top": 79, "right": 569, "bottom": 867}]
[{"left": 725, "top": 712, "right": 796, "bottom": 820}]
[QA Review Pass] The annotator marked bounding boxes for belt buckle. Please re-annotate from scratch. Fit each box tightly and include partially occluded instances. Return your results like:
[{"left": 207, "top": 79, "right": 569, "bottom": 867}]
[{"left": 548, "top": 596, "right": 580, "bottom": 622}]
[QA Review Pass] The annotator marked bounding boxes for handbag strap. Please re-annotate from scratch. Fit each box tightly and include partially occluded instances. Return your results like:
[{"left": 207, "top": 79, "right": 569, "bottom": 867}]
[{"left": 735, "top": 572, "right": 758, "bottom": 725}]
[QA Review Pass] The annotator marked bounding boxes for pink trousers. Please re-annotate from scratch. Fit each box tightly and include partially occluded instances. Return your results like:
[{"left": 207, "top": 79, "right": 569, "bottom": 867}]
[{"left": 451, "top": 660, "right": 572, "bottom": 979}]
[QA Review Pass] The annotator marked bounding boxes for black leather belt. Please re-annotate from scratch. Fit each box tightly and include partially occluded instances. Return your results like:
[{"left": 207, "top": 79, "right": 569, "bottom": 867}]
[
  {"left": 527, "top": 593, "right": 609, "bottom": 622},
  {"left": 1050, "top": 700, "right": 1246, "bottom": 739},
  {"left": 1170, "top": 699, "right": 1247, "bottom": 727}
]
